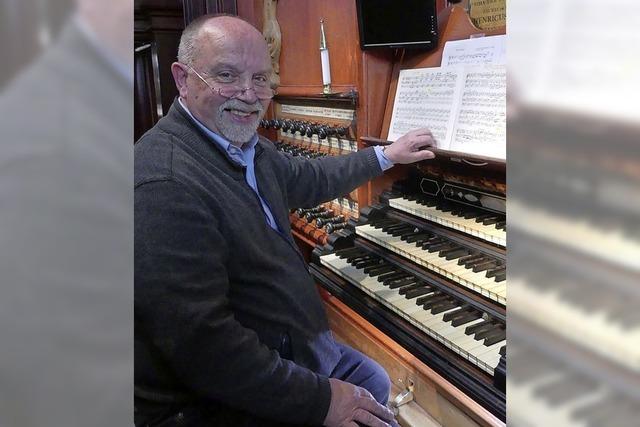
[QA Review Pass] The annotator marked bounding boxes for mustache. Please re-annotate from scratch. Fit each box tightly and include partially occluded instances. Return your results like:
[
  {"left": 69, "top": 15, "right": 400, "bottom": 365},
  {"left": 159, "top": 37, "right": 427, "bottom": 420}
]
[{"left": 219, "top": 99, "right": 264, "bottom": 115}]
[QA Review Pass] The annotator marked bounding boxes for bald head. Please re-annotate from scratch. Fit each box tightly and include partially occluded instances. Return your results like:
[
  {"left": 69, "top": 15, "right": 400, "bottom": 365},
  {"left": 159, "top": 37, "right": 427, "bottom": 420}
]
[
  {"left": 170, "top": 14, "right": 273, "bottom": 146},
  {"left": 177, "top": 15, "right": 268, "bottom": 67}
]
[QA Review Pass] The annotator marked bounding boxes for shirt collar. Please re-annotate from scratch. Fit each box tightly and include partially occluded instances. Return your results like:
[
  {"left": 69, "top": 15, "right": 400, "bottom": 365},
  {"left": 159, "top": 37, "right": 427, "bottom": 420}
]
[{"left": 177, "top": 97, "right": 258, "bottom": 158}]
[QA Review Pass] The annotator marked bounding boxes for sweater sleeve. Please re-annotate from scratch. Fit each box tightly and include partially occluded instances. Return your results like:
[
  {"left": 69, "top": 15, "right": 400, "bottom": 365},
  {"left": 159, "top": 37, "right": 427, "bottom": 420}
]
[
  {"left": 278, "top": 146, "right": 383, "bottom": 209},
  {"left": 135, "top": 179, "right": 331, "bottom": 425}
]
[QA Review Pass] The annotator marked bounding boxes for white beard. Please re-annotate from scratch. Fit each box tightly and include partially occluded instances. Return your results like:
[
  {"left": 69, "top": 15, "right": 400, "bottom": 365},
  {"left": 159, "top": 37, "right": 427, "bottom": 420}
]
[{"left": 215, "top": 99, "right": 265, "bottom": 145}]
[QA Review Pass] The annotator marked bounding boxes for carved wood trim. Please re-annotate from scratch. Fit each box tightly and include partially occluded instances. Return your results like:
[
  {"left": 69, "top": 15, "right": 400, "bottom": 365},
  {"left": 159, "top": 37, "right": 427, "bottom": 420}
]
[{"left": 262, "top": 0, "right": 281, "bottom": 87}]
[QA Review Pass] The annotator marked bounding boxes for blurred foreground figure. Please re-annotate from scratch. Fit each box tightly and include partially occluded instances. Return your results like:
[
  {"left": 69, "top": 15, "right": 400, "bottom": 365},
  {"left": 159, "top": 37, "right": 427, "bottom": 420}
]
[
  {"left": 507, "top": 0, "right": 640, "bottom": 425},
  {"left": 0, "top": 1, "right": 132, "bottom": 426}
]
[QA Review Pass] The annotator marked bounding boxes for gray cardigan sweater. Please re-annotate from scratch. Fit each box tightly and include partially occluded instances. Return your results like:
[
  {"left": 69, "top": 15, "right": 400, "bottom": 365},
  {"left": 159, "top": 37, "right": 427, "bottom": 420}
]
[{"left": 135, "top": 99, "right": 382, "bottom": 425}]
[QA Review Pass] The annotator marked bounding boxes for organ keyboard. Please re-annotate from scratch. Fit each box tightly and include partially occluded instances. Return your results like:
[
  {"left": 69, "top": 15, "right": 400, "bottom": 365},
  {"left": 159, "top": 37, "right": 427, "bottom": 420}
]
[
  {"left": 381, "top": 180, "right": 506, "bottom": 247},
  {"left": 312, "top": 181, "right": 507, "bottom": 420},
  {"left": 320, "top": 247, "right": 505, "bottom": 375},
  {"left": 354, "top": 206, "right": 506, "bottom": 305}
]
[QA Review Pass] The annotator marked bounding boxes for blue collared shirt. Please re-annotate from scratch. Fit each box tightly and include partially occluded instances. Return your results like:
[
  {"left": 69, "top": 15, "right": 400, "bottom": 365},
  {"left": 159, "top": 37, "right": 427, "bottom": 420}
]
[{"left": 178, "top": 98, "right": 393, "bottom": 231}]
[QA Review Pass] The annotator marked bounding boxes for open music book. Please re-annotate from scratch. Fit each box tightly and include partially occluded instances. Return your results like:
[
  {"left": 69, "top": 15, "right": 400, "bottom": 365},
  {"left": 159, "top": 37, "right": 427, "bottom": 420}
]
[{"left": 388, "top": 64, "right": 506, "bottom": 160}]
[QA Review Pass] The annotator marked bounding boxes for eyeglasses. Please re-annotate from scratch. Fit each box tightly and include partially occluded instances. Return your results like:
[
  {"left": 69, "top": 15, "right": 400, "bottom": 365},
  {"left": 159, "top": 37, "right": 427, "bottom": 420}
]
[{"left": 185, "top": 64, "right": 277, "bottom": 100}]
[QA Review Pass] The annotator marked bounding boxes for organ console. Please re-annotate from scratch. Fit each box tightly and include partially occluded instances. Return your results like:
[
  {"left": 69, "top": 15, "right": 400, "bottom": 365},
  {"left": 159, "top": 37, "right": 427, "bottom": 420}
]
[{"left": 258, "top": 3, "right": 506, "bottom": 426}]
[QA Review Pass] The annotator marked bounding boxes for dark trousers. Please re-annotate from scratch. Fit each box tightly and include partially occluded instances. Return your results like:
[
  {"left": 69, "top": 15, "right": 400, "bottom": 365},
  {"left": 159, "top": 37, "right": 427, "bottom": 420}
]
[{"left": 330, "top": 342, "right": 391, "bottom": 405}]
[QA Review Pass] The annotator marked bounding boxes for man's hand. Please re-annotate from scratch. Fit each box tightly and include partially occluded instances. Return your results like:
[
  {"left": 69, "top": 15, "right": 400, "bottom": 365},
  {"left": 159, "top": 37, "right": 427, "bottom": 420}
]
[
  {"left": 383, "top": 128, "right": 436, "bottom": 164},
  {"left": 323, "top": 378, "right": 399, "bottom": 427}
]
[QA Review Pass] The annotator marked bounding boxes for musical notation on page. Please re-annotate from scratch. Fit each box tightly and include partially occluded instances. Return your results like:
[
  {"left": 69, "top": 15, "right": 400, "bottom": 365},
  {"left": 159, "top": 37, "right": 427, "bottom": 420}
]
[
  {"left": 389, "top": 65, "right": 506, "bottom": 160},
  {"left": 441, "top": 35, "right": 507, "bottom": 67}
]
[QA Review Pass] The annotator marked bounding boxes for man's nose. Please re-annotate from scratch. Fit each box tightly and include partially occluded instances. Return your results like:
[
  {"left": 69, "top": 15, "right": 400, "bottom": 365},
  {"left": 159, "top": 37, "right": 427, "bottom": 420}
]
[{"left": 234, "top": 87, "right": 259, "bottom": 103}]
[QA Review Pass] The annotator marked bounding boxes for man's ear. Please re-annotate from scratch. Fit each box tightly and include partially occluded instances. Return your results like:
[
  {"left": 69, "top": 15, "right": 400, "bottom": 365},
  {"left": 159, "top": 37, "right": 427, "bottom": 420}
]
[{"left": 171, "top": 62, "right": 189, "bottom": 98}]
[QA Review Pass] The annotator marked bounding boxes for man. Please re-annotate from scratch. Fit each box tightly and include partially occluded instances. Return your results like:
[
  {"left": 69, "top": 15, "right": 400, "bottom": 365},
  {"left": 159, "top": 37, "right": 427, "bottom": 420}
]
[{"left": 135, "top": 14, "right": 435, "bottom": 427}]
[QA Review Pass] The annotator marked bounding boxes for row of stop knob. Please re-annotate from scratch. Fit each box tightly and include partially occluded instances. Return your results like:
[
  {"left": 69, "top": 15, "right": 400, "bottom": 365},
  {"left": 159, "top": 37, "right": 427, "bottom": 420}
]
[
  {"left": 276, "top": 142, "right": 327, "bottom": 159},
  {"left": 260, "top": 119, "right": 349, "bottom": 139},
  {"left": 294, "top": 206, "right": 348, "bottom": 233}
]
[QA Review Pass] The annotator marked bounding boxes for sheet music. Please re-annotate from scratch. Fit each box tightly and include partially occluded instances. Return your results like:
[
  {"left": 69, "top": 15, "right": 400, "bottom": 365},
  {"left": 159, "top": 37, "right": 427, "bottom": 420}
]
[
  {"left": 387, "top": 68, "right": 464, "bottom": 145},
  {"left": 441, "top": 35, "right": 506, "bottom": 66},
  {"left": 450, "top": 65, "right": 506, "bottom": 159}
]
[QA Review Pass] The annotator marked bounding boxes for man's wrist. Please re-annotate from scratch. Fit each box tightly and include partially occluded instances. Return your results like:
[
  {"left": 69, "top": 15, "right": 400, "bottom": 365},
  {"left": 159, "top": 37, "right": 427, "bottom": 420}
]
[{"left": 374, "top": 145, "right": 394, "bottom": 171}]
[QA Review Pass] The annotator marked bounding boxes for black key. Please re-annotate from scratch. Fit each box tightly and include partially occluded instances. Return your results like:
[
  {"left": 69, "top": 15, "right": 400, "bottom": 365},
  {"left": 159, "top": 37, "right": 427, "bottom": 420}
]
[
  {"left": 377, "top": 271, "right": 409, "bottom": 283},
  {"left": 463, "top": 210, "right": 480, "bottom": 219},
  {"left": 401, "top": 231, "right": 423, "bottom": 241},
  {"left": 486, "top": 266, "right": 505, "bottom": 278},
  {"left": 398, "top": 282, "right": 424, "bottom": 294},
  {"left": 349, "top": 254, "right": 375, "bottom": 263},
  {"left": 371, "top": 219, "right": 395, "bottom": 229},
  {"left": 421, "top": 294, "right": 450, "bottom": 309},
  {"left": 427, "top": 242, "right": 454, "bottom": 253},
  {"left": 443, "top": 305, "right": 471, "bottom": 322},
  {"left": 390, "top": 226, "right": 415, "bottom": 237},
  {"left": 382, "top": 223, "right": 408, "bottom": 233},
  {"left": 472, "top": 261, "right": 499, "bottom": 273},
  {"left": 474, "top": 324, "right": 501, "bottom": 340},
  {"left": 387, "top": 277, "right": 417, "bottom": 289},
  {"left": 495, "top": 220, "right": 506, "bottom": 230},
  {"left": 349, "top": 253, "right": 375, "bottom": 262},
  {"left": 406, "top": 232, "right": 432, "bottom": 243},
  {"left": 494, "top": 272, "right": 506, "bottom": 282},
  {"left": 464, "top": 256, "right": 491, "bottom": 269},
  {"left": 482, "top": 216, "right": 501, "bottom": 225},
  {"left": 353, "top": 258, "right": 381, "bottom": 269},
  {"left": 465, "top": 319, "right": 492, "bottom": 335},
  {"left": 367, "top": 265, "right": 396, "bottom": 276},
  {"left": 484, "top": 329, "right": 506, "bottom": 346},
  {"left": 416, "top": 291, "right": 443, "bottom": 305},
  {"left": 499, "top": 346, "right": 506, "bottom": 356},
  {"left": 347, "top": 254, "right": 370, "bottom": 263},
  {"left": 412, "top": 235, "right": 433, "bottom": 245},
  {"left": 475, "top": 213, "right": 494, "bottom": 223},
  {"left": 439, "top": 245, "right": 464, "bottom": 258},
  {"left": 363, "top": 262, "right": 387, "bottom": 274},
  {"left": 404, "top": 286, "right": 433, "bottom": 299},
  {"left": 458, "top": 253, "right": 484, "bottom": 265},
  {"left": 442, "top": 248, "right": 470, "bottom": 260},
  {"left": 342, "top": 251, "right": 368, "bottom": 261},
  {"left": 346, "top": 251, "right": 372, "bottom": 262},
  {"left": 431, "top": 300, "right": 459, "bottom": 314},
  {"left": 451, "top": 311, "right": 483, "bottom": 327},
  {"left": 335, "top": 247, "right": 363, "bottom": 259}
]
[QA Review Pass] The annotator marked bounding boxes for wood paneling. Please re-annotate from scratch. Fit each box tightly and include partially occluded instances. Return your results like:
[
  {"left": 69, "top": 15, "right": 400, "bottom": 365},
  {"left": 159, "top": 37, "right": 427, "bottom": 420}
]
[{"left": 276, "top": 0, "right": 361, "bottom": 94}]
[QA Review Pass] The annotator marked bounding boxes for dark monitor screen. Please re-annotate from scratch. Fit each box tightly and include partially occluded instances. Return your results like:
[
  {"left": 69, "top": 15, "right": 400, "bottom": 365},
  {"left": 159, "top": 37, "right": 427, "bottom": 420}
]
[{"left": 356, "top": 0, "right": 438, "bottom": 50}]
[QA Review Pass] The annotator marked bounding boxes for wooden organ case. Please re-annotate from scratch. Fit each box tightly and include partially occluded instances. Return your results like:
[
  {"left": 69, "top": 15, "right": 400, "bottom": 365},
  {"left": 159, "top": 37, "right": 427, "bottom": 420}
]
[{"left": 256, "top": 3, "right": 505, "bottom": 426}]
